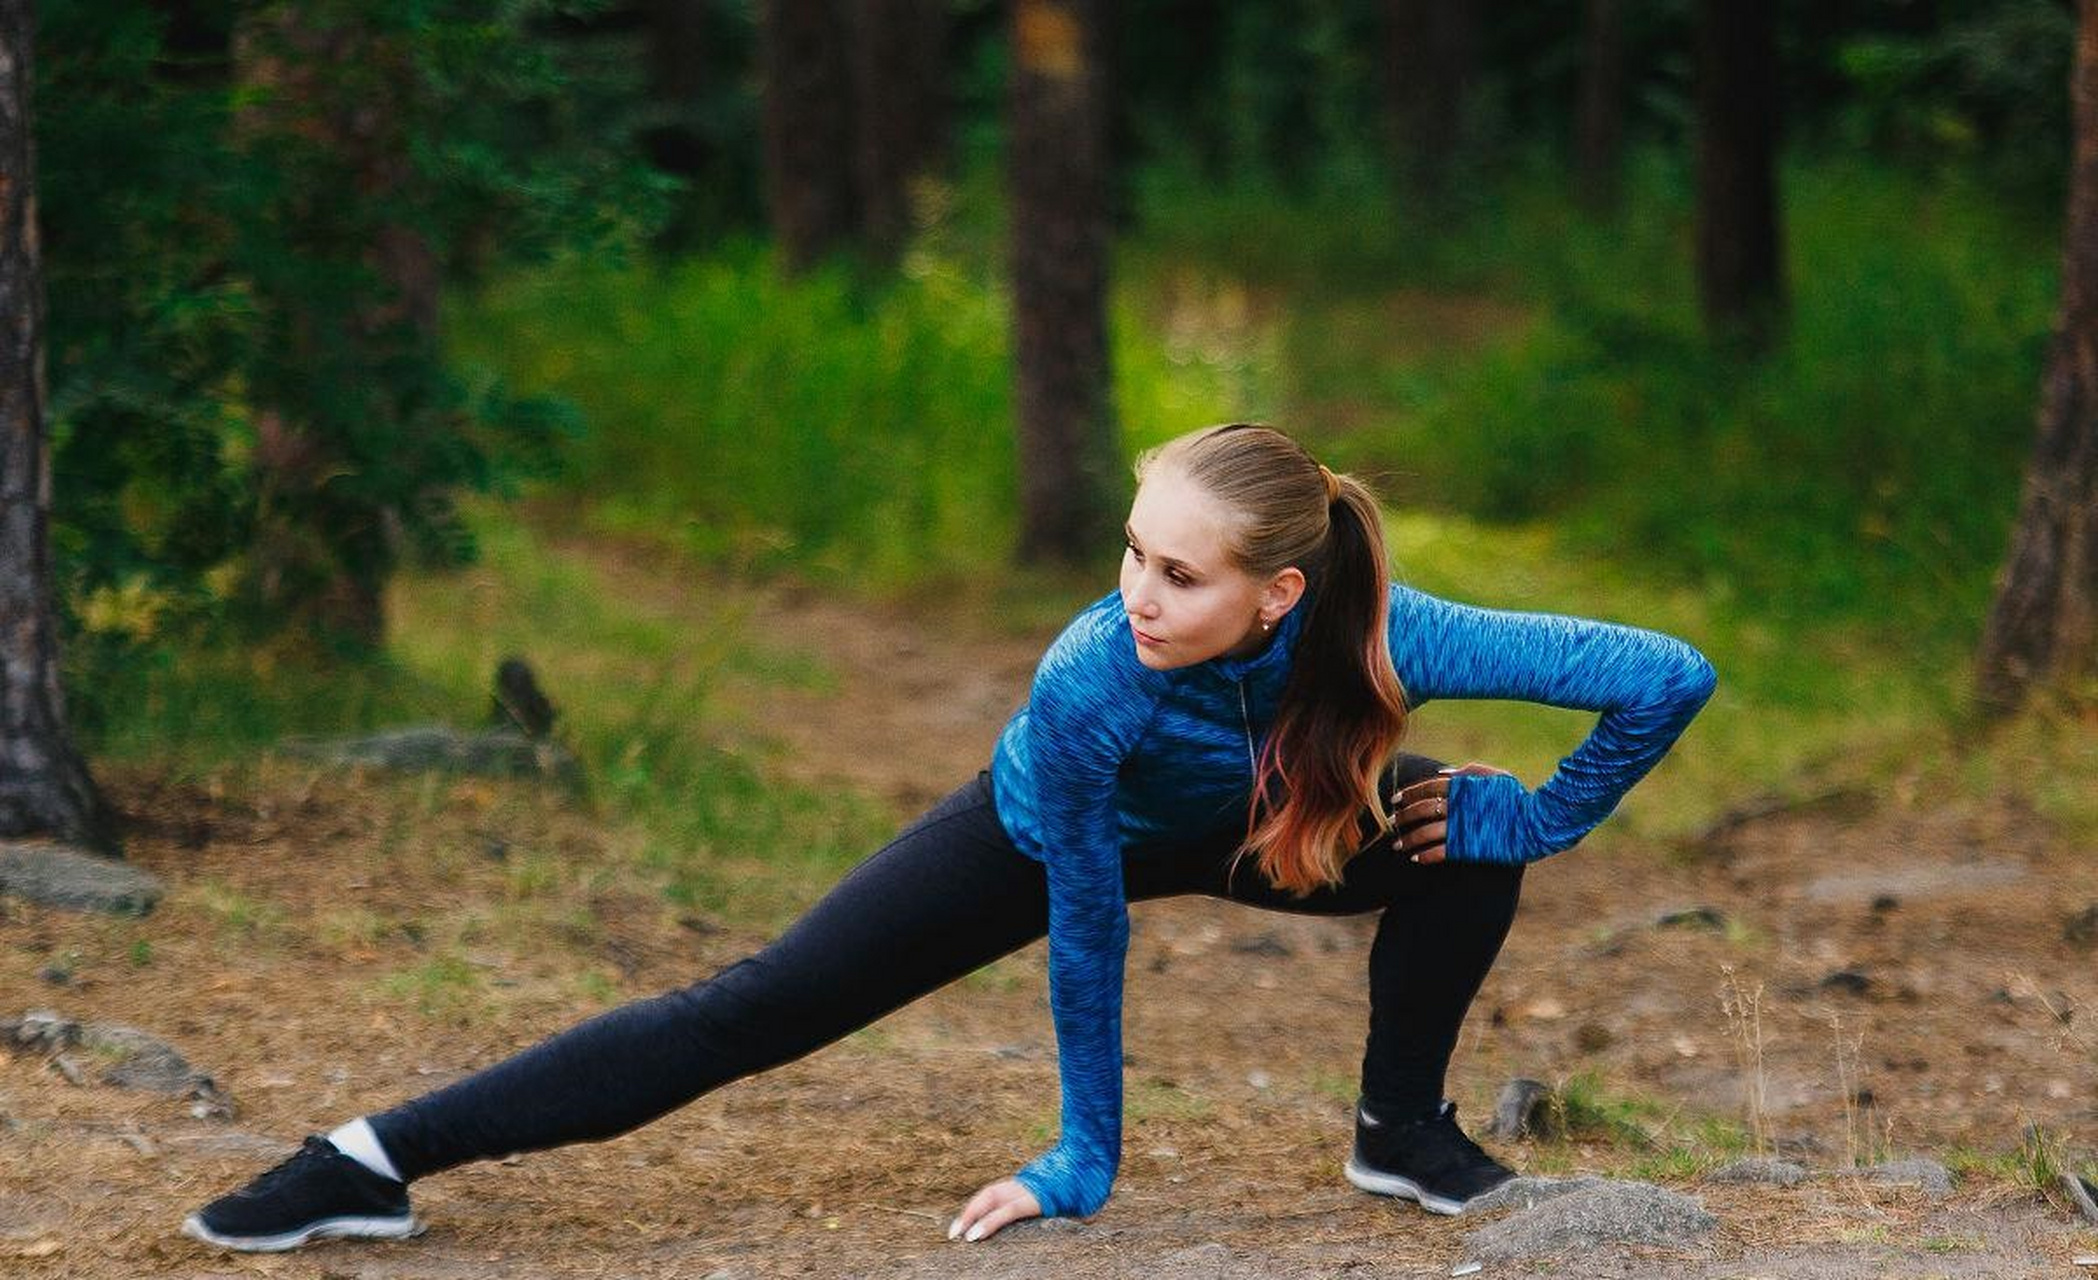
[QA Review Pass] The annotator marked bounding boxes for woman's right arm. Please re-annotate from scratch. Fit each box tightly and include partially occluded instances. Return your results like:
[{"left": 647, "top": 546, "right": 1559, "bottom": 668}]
[{"left": 1005, "top": 621, "right": 1161, "bottom": 1220}]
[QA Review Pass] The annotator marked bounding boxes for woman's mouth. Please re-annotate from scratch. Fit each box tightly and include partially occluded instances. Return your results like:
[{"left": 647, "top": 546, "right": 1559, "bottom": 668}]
[{"left": 1132, "top": 625, "right": 1165, "bottom": 647}]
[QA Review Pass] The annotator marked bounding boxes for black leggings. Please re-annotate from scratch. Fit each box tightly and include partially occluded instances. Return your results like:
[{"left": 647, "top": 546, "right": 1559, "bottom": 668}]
[{"left": 369, "top": 754, "right": 1524, "bottom": 1182}]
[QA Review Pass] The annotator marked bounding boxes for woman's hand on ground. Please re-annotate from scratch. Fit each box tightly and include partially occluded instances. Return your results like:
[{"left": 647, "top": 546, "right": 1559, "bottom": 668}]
[
  {"left": 948, "top": 1178, "right": 1042, "bottom": 1243},
  {"left": 1393, "top": 762, "right": 1513, "bottom": 864}
]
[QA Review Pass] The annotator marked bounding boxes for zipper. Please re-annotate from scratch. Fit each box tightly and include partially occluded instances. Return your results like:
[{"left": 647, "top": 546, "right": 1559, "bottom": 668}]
[{"left": 1237, "top": 679, "right": 1257, "bottom": 778}]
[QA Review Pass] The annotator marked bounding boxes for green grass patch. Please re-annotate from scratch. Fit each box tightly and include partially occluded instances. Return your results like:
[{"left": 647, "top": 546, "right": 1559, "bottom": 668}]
[
  {"left": 447, "top": 239, "right": 1019, "bottom": 590},
  {"left": 1519, "top": 1071, "right": 1757, "bottom": 1182},
  {"left": 188, "top": 878, "right": 292, "bottom": 944},
  {"left": 377, "top": 952, "right": 488, "bottom": 1024},
  {"left": 383, "top": 510, "right": 896, "bottom": 930}
]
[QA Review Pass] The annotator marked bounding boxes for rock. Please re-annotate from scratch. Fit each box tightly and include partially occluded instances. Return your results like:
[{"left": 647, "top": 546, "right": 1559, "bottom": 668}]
[
  {"left": 0, "top": 841, "right": 164, "bottom": 915},
  {"left": 1656, "top": 906, "right": 1725, "bottom": 930},
  {"left": 1706, "top": 1156, "right": 1812, "bottom": 1186},
  {"left": 1487, "top": 1078, "right": 1557, "bottom": 1140},
  {"left": 2062, "top": 1172, "right": 2098, "bottom": 1226},
  {"left": 1871, "top": 894, "right": 1901, "bottom": 913},
  {"left": 3, "top": 1010, "right": 232, "bottom": 1116},
  {"left": 277, "top": 725, "right": 584, "bottom": 792},
  {"left": 1229, "top": 932, "right": 1293, "bottom": 957},
  {"left": 2065, "top": 904, "right": 2098, "bottom": 949},
  {"left": 1463, "top": 1180, "right": 1716, "bottom": 1262},
  {"left": 1467, "top": 1174, "right": 1609, "bottom": 1214},
  {"left": 5, "top": 1009, "right": 78, "bottom": 1050},
  {"left": 83, "top": 1024, "right": 209, "bottom": 1095},
  {"left": 1773, "top": 1132, "right": 1827, "bottom": 1159},
  {"left": 1863, "top": 1157, "right": 1953, "bottom": 1198},
  {"left": 491, "top": 657, "right": 558, "bottom": 738},
  {"left": 1819, "top": 969, "right": 1872, "bottom": 996}
]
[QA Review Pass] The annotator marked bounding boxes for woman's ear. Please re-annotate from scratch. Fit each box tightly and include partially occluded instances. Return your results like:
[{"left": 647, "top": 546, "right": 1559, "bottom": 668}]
[{"left": 1264, "top": 566, "right": 1308, "bottom": 620}]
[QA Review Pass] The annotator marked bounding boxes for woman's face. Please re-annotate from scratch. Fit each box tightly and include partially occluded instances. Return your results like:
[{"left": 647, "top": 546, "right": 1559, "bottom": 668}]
[{"left": 1120, "top": 470, "right": 1298, "bottom": 670}]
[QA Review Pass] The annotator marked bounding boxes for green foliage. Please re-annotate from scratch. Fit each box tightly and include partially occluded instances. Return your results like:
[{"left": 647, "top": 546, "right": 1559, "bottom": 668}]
[
  {"left": 1552, "top": 1068, "right": 1661, "bottom": 1147},
  {"left": 66, "top": 630, "right": 448, "bottom": 757},
  {"left": 447, "top": 240, "right": 1019, "bottom": 588},
  {"left": 378, "top": 951, "right": 486, "bottom": 1022},
  {"left": 1433, "top": 159, "right": 2049, "bottom": 645},
  {"left": 1834, "top": 0, "right": 2073, "bottom": 201},
  {"left": 40, "top": 0, "right": 667, "bottom": 683},
  {"left": 1126, "top": 147, "right": 2056, "bottom": 651}
]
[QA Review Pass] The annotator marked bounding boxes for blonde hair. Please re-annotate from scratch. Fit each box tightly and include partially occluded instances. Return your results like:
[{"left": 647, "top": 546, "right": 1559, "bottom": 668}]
[{"left": 1136, "top": 424, "right": 1409, "bottom": 894}]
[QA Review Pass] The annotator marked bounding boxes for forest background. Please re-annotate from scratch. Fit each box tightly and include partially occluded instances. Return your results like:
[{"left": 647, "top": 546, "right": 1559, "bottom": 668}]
[{"left": 31, "top": 0, "right": 2090, "bottom": 776}]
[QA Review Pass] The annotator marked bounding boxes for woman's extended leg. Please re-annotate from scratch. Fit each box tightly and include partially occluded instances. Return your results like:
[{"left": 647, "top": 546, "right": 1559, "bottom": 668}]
[
  {"left": 186, "top": 772, "right": 1063, "bottom": 1251},
  {"left": 371, "top": 772, "right": 1053, "bottom": 1180}
]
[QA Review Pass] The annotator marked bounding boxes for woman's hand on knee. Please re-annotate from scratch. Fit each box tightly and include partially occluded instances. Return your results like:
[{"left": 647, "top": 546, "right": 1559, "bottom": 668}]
[
  {"left": 948, "top": 1178, "right": 1041, "bottom": 1243},
  {"left": 1392, "top": 761, "right": 1512, "bottom": 864}
]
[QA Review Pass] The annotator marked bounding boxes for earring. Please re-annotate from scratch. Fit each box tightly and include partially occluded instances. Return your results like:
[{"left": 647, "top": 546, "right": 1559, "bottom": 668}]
[{"left": 1259, "top": 617, "right": 1272, "bottom": 633}]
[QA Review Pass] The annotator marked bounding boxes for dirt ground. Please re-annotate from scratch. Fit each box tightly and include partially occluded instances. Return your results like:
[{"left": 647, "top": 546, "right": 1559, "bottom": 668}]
[{"left": 5, "top": 570, "right": 2098, "bottom": 1279}]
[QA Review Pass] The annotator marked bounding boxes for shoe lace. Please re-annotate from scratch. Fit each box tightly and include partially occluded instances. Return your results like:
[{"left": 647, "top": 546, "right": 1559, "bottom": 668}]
[
  {"left": 240, "top": 1137, "right": 339, "bottom": 1196},
  {"left": 1398, "top": 1104, "right": 1500, "bottom": 1182}
]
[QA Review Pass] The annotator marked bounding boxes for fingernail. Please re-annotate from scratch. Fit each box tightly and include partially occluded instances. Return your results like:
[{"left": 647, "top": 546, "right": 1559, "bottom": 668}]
[
  {"left": 965, "top": 1224, "right": 986, "bottom": 1242},
  {"left": 1436, "top": 766, "right": 1457, "bottom": 774},
  {"left": 948, "top": 1218, "right": 961, "bottom": 1240}
]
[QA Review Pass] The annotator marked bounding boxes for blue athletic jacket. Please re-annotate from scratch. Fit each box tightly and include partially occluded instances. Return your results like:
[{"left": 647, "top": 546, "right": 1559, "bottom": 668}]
[{"left": 987, "top": 583, "right": 1717, "bottom": 1218}]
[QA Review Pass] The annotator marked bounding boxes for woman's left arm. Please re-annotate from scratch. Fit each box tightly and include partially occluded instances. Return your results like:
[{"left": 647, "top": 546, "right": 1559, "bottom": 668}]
[{"left": 1387, "top": 586, "right": 1718, "bottom": 864}]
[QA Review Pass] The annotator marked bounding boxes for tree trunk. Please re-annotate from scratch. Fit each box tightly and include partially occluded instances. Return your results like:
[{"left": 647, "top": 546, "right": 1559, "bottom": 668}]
[
  {"left": 0, "top": 0, "right": 118, "bottom": 852},
  {"left": 1009, "top": 0, "right": 1118, "bottom": 565},
  {"left": 1693, "top": 0, "right": 1785, "bottom": 351},
  {"left": 1383, "top": 0, "right": 1478, "bottom": 211},
  {"left": 1976, "top": 0, "right": 2098, "bottom": 716},
  {"left": 851, "top": 0, "right": 946, "bottom": 266},
  {"left": 642, "top": 0, "right": 714, "bottom": 179},
  {"left": 759, "top": 0, "right": 858, "bottom": 272},
  {"left": 1573, "top": 0, "right": 1624, "bottom": 215}
]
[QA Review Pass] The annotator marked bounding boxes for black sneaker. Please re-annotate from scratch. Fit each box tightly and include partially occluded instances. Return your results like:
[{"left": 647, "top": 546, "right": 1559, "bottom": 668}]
[
  {"left": 182, "top": 1136, "right": 425, "bottom": 1252},
  {"left": 1343, "top": 1100, "right": 1514, "bottom": 1215}
]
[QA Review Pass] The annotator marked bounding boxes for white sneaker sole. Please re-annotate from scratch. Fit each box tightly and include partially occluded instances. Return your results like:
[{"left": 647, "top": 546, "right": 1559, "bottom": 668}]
[
  {"left": 181, "top": 1211, "right": 425, "bottom": 1252},
  {"left": 1344, "top": 1157, "right": 1471, "bottom": 1215}
]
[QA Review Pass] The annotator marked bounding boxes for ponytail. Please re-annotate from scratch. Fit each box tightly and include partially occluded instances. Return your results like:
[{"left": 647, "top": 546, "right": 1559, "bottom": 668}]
[{"left": 1240, "top": 475, "right": 1408, "bottom": 894}]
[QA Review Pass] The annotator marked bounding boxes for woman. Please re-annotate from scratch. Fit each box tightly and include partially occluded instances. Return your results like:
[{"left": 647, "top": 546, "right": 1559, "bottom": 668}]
[{"left": 183, "top": 423, "right": 1716, "bottom": 1252}]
